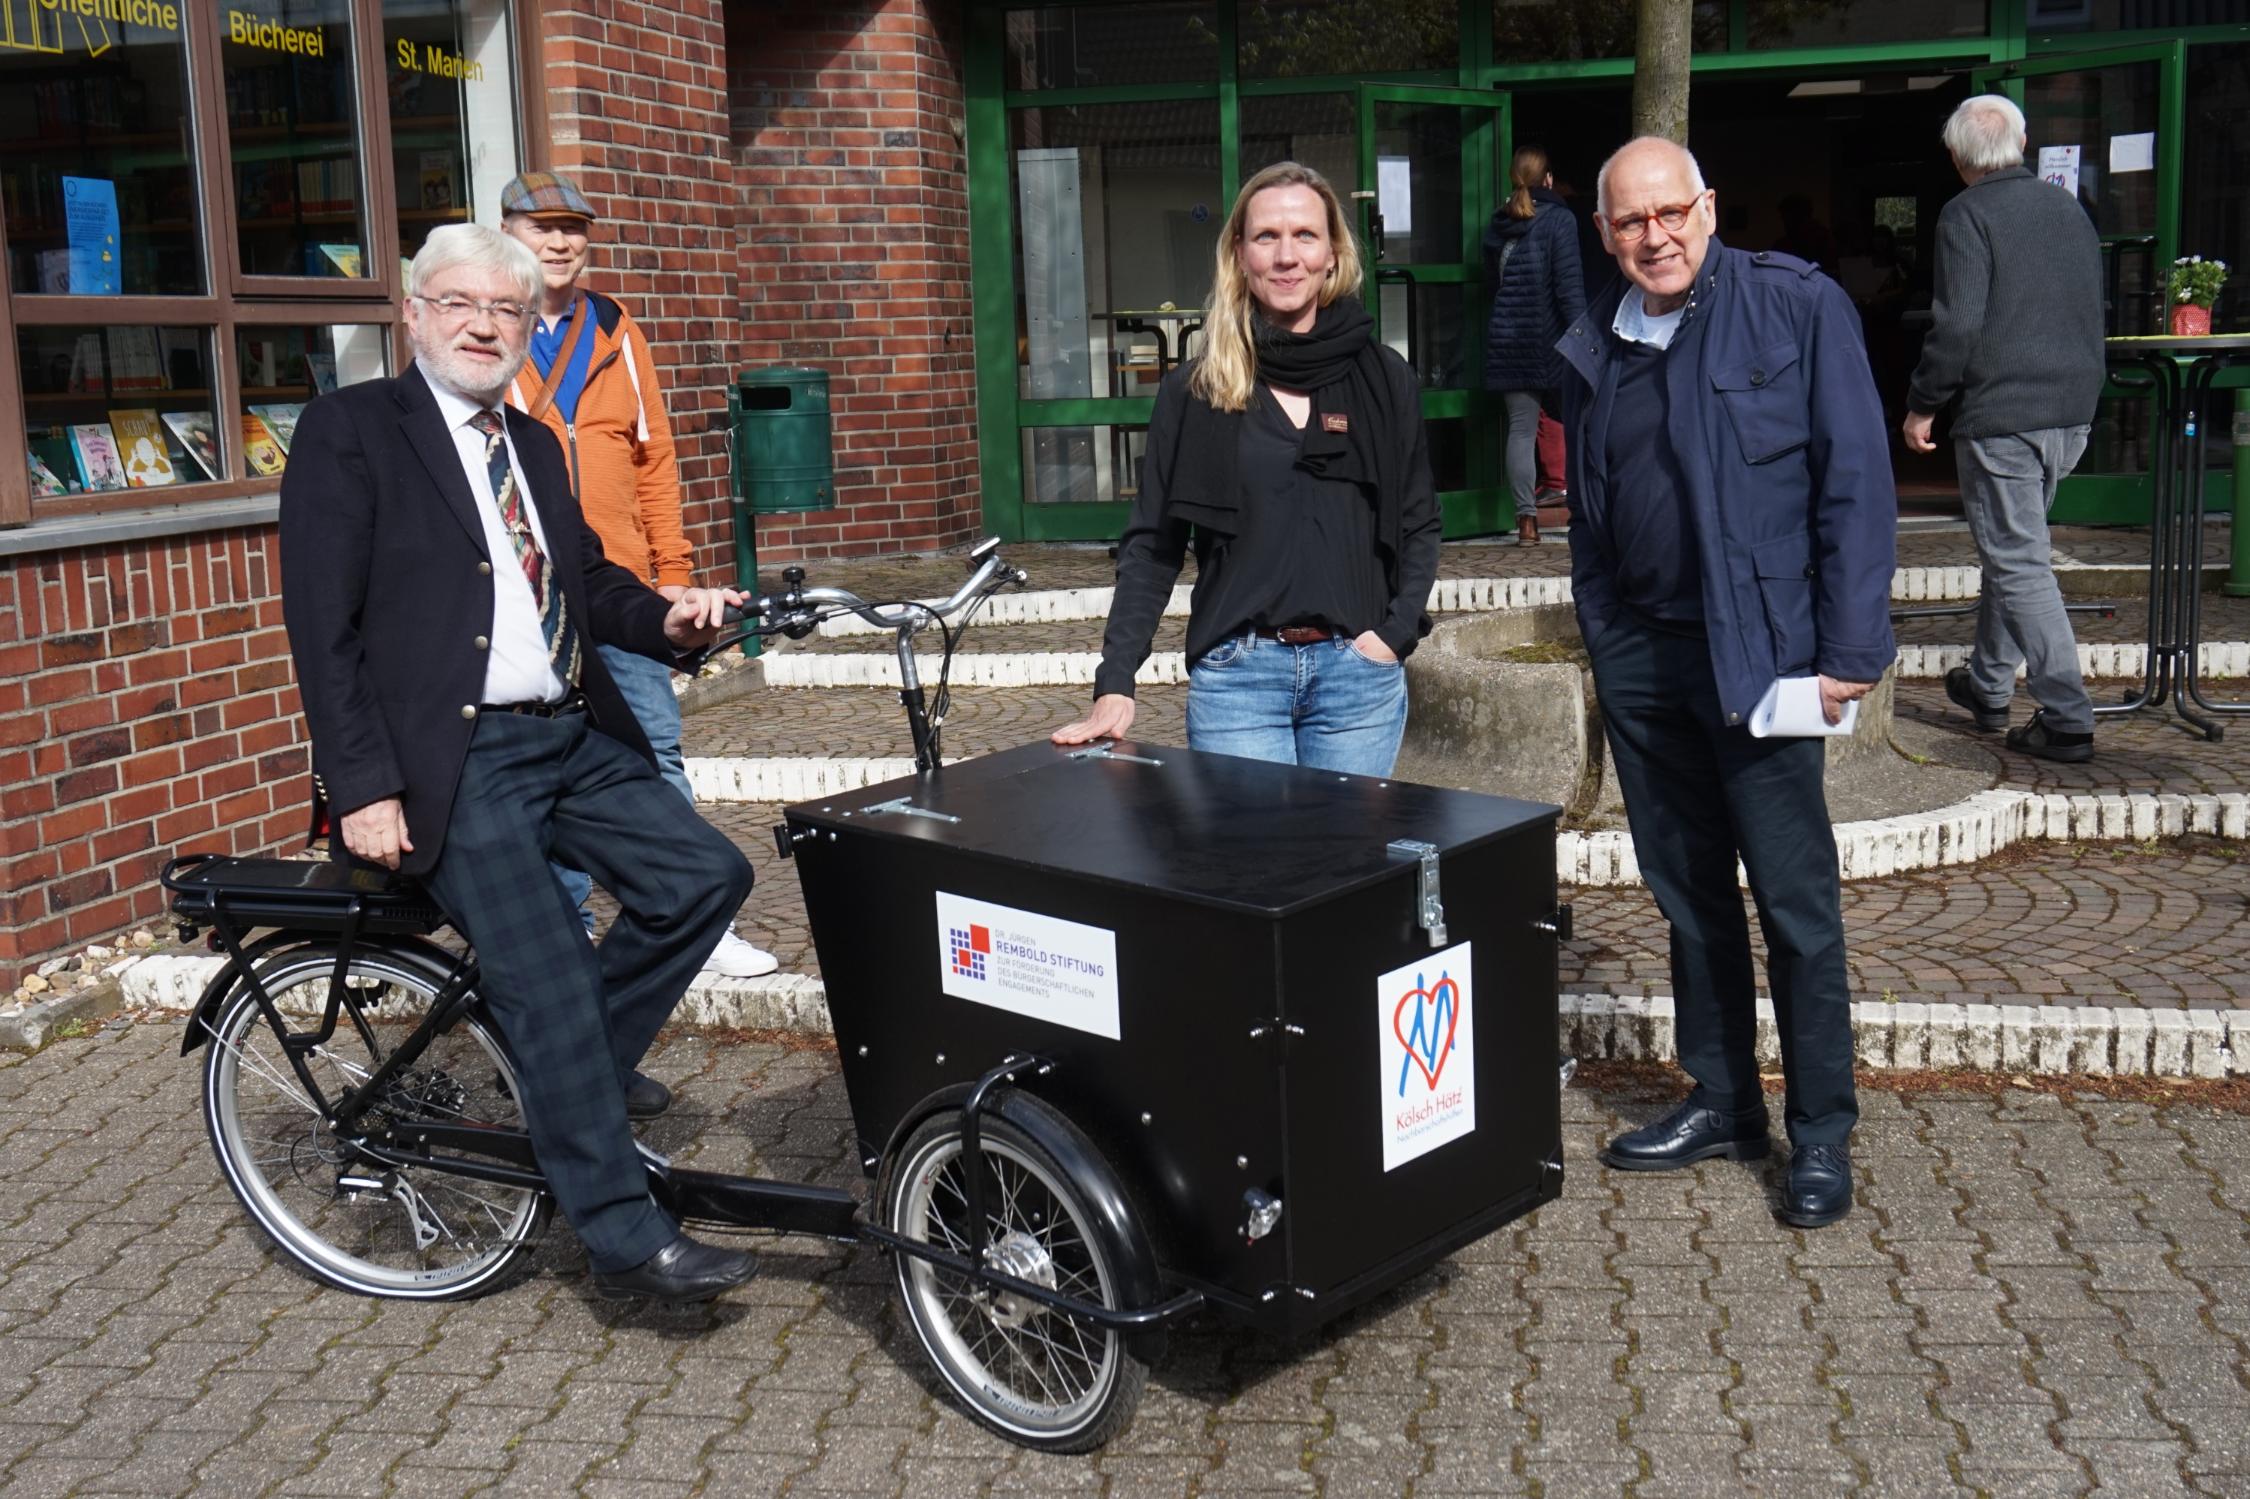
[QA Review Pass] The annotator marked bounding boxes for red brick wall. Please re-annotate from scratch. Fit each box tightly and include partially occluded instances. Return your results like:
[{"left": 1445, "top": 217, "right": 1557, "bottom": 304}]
[
  {"left": 0, "top": 532, "right": 309, "bottom": 987},
  {"left": 724, "top": 0, "right": 981, "bottom": 560},
  {"left": 0, "top": 0, "right": 978, "bottom": 983},
  {"left": 537, "top": 0, "right": 746, "bottom": 580}
]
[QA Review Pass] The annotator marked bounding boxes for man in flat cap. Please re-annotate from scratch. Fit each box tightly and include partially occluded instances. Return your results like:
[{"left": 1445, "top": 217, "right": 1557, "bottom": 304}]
[{"left": 497, "top": 172, "right": 779, "bottom": 982}]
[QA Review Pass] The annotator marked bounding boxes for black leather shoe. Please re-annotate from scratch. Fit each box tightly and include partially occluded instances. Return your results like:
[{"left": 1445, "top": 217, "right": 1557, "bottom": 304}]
[
  {"left": 1944, "top": 665, "right": 2010, "bottom": 732},
  {"left": 1781, "top": 1142, "right": 1854, "bottom": 1228},
  {"left": 592, "top": 1233, "right": 758, "bottom": 1302},
  {"left": 1600, "top": 1101, "right": 1770, "bottom": 1172},
  {"left": 2005, "top": 709, "right": 2093, "bottom": 764},
  {"left": 624, "top": 1071, "right": 672, "bottom": 1121}
]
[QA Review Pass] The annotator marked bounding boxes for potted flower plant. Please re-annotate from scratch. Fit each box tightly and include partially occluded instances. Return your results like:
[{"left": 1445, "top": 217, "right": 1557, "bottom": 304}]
[{"left": 2168, "top": 255, "right": 2228, "bottom": 337}]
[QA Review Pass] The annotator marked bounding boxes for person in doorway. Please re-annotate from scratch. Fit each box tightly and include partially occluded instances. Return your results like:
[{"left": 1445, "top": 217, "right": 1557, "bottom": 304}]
[
  {"left": 280, "top": 223, "right": 760, "bottom": 1302},
  {"left": 1051, "top": 161, "right": 1441, "bottom": 775},
  {"left": 1560, "top": 137, "right": 1896, "bottom": 1228},
  {"left": 1484, "top": 144, "right": 1587, "bottom": 545},
  {"left": 1903, "top": 94, "right": 2105, "bottom": 763},
  {"left": 497, "top": 171, "right": 779, "bottom": 976}
]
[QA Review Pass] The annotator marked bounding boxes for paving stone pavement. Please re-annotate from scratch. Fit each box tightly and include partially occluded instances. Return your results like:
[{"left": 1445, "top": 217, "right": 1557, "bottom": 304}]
[{"left": 4, "top": 1025, "right": 2248, "bottom": 1497}]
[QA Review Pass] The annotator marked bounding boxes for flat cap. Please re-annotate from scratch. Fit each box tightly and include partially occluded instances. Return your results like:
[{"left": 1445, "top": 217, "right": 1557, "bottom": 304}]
[{"left": 498, "top": 171, "right": 597, "bottom": 222}]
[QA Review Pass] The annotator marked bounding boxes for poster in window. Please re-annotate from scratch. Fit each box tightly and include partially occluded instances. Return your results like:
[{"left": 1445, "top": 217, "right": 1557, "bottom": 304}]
[
  {"left": 241, "top": 411, "right": 287, "bottom": 476},
  {"left": 69, "top": 423, "right": 127, "bottom": 491},
  {"left": 162, "top": 410, "right": 221, "bottom": 480},
  {"left": 110, "top": 410, "right": 179, "bottom": 487},
  {"left": 63, "top": 176, "right": 120, "bottom": 296}
]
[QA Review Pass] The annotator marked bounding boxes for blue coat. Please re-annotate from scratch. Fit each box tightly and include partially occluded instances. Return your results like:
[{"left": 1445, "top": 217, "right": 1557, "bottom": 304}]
[
  {"left": 1482, "top": 188, "right": 1586, "bottom": 393},
  {"left": 1556, "top": 240, "right": 1898, "bottom": 726}
]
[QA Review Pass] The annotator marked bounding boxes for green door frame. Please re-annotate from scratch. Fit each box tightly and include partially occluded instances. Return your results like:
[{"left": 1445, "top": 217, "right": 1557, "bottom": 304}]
[
  {"left": 1356, "top": 82, "right": 1511, "bottom": 537},
  {"left": 1973, "top": 40, "right": 2187, "bottom": 524}
]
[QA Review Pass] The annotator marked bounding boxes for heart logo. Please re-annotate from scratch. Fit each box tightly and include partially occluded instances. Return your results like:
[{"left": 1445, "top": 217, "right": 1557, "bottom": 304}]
[{"left": 1392, "top": 972, "right": 1461, "bottom": 1095}]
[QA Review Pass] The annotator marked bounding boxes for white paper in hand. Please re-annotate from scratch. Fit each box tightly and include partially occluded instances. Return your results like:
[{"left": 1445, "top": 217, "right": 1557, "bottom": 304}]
[{"left": 1748, "top": 675, "right": 1858, "bottom": 738}]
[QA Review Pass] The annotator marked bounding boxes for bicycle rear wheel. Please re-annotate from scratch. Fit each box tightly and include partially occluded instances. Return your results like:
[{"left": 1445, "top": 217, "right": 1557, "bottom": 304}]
[{"left": 201, "top": 944, "right": 549, "bottom": 1299}]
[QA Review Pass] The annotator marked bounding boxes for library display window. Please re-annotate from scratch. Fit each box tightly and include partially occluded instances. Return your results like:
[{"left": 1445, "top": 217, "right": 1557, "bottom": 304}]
[
  {"left": 0, "top": 12, "right": 204, "bottom": 296},
  {"left": 0, "top": 0, "right": 529, "bottom": 521},
  {"left": 233, "top": 322, "right": 390, "bottom": 476},
  {"left": 224, "top": 0, "right": 369, "bottom": 278},
  {"left": 19, "top": 325, "right": 217, "bottom": 498},
  {"left": 384, "top": 0, "right": 522, "bottom": 261}
]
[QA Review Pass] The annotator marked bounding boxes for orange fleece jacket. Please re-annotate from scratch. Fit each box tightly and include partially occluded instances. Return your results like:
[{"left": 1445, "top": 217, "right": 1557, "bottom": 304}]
[{"left": 505, "top": 289, "right": 691, "bottom": 589}]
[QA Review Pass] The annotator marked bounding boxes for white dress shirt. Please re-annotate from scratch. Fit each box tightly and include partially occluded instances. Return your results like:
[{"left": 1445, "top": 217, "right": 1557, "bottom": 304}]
[{"left": 420, "top": 359, "right": 568, "bottom": 705}]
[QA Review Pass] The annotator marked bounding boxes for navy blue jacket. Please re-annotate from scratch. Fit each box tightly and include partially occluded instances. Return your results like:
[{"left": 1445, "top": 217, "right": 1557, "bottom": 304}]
[
  {"left": 1482, "top": 188, "right": 1586, "bottom": 393},
  {"left": 1556, "top": 240, "right": 1898, "bottom": 726}
]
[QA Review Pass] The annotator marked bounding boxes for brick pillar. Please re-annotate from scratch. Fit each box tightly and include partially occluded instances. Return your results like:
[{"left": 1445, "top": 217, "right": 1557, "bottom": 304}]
[
  {"left": 537, "top": 0, "right": 742, "bottom": 576},
  {"left": 726, "top": 0, "right": 979, "bottom": 560}
]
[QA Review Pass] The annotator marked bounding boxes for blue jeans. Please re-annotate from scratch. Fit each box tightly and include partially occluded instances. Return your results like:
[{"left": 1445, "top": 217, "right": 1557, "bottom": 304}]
[
  {"left": 1185, "top": 631, "right": 1409, "bottom": 776},
  {"left": 555, "top": 643, "right": 693, "bottom": 914}
]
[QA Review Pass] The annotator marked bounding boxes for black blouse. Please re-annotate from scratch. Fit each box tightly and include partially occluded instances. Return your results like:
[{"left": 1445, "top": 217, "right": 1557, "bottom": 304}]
[{"left": 1222, "top": 385, "right": 1388, "bottom": 641}]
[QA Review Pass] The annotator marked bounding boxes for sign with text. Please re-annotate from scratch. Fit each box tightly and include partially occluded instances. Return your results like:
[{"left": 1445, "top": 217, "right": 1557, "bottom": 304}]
[
  {"left": 936, "top": 892, "right": 1120, "bottom": 1040},
  {"left": 1376, "top": 942, "right": 1476, "bottom": 1172}
]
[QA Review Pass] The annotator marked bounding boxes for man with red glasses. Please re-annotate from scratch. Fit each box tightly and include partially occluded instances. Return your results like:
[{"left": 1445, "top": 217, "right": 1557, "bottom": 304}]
[{"left": 1556, "top": 137, "right": 1897, "bottom": 1229}]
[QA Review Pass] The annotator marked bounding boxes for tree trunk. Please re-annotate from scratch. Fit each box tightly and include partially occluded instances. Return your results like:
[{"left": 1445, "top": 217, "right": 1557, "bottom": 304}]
[{"left": 1631, "top": 0, "right": 1693, "bottom": 143}]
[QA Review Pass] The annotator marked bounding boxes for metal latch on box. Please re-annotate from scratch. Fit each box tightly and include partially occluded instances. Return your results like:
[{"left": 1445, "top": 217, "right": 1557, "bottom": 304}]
[
  {"left": 1387, "top": 838, "right": 1446, "bottom": 948},
  {"left": 858, "top": 797, "right": 961, "bottom": 825}
]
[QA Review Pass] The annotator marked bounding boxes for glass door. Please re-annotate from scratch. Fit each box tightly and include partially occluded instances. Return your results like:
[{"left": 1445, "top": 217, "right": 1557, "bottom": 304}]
[
  {"left": 1974, "top": 43, "right": 2184, "bottom": 524},
  {"left": 1356, "top": 83, "right": 1510, "bottom": 537}
]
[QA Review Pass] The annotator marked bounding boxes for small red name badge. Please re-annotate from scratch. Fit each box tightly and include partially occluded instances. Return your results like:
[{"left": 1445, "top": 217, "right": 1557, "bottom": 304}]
[{"left": 1322, "top": 412, "right": 1349, "bottom": 433}]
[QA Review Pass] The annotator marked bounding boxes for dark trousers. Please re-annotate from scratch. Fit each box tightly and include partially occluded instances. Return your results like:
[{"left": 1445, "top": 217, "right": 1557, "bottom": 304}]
[
  {"left": 1588, "top": 616, "right": 1858, "bottom": 1145},
  {"left": 422, "top": 710, "right": 754, "bottom": 1271}
]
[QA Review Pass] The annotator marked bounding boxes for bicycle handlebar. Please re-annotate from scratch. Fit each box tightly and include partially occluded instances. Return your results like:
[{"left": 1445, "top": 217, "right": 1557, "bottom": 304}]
[{"left": 716, "top": 540, "right": 1028, "bottom": 646}]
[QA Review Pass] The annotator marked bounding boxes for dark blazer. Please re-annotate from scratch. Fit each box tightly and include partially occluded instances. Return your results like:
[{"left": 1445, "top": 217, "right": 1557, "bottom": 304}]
[{"left": 280, "top": 362, "right": 679, "bottom": 875}]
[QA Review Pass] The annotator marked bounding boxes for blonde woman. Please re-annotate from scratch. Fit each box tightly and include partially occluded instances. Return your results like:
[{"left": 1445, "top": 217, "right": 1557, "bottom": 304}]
[{"left": 1052, "top": 162, "right": 1441, "bottom": 775}]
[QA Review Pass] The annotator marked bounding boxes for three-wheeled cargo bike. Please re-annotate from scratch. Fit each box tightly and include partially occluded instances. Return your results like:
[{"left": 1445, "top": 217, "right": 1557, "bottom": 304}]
[{"left": 163, "top": 547, "right": 1568, "bottom": 1450}]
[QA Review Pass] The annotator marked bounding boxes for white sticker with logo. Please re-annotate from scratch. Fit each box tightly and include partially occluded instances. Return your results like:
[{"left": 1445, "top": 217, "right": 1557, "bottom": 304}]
[
  {"left": 1377, "top": 942, "right": 1476, "bottom": 1172},
  {"left": 935, "top": 891, "right": 1121, "bottom": 1040}
]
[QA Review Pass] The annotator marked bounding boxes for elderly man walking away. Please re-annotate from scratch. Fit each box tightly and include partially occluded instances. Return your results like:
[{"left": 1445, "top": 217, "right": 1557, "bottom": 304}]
[
  {"left": 1904, "top": 94, "right": 2107, "bottom": 763},
  {"left": 1558, "top": 137, "right": 1898, "bottom": 1229},
  {"left": 497, "top": 171, "right": 780, "bottom": 978}
]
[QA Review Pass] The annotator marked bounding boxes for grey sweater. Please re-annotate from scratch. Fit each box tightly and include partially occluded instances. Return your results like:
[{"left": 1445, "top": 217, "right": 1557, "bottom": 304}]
[{"left": 1907, "top": 167, "right": 2107, "bottom": 439}]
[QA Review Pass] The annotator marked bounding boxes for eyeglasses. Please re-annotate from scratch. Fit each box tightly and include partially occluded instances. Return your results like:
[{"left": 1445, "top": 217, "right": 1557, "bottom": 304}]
[
  {"left": 410, "top": 294, "right": 530, "bottom": 328},
  {"left": 1604, "top": 195, "right": 1707, "bottom": 243}
]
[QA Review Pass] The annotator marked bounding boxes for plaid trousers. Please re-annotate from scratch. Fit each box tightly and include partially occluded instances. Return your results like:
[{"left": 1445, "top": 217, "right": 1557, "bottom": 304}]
[{"left": 423, "top": 710, "right": 753, "bottom": 1271}]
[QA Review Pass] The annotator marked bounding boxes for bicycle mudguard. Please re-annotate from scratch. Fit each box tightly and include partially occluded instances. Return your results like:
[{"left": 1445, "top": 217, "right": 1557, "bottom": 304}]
[
  {"left": 884, "top": 1075, "right": 1171, "bottom": 1360},
  {"left": 177, "top": 932, "right": 466, "bottom": 1058}
]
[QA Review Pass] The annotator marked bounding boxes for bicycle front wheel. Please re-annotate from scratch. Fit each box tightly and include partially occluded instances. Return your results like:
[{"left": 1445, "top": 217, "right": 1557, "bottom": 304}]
[{"left": 201, "top": 944, "right": 550, "bottom": 1300}]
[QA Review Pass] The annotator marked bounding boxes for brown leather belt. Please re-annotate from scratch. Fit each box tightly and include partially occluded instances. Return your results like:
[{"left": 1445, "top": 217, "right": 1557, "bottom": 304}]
[
  {"left": 480, "top": 690, "right": 588, "bottom": 718},
  {"left": 1255, "top": 625, "right": 1333, "bottom": 645}
]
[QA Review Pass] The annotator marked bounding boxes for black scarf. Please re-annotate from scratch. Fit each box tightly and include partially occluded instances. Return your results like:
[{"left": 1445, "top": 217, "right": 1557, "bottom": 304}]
[{"left": 1166, "top": 297, "right": 1415, "bottom": 560}]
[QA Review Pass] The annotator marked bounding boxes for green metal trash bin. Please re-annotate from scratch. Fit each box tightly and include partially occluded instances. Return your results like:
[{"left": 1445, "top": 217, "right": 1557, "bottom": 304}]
[
  {"left": 728, "top": 368, "right": 834, "bottom": 653},
  {"left": 730, "top": 367, "right": 834, "bottom": 514}
]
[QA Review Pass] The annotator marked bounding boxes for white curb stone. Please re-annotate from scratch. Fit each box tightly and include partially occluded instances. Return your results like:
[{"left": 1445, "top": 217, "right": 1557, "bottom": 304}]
[
  {"left": 760, "top": 642, "right": 2250, "bottom": 689},
  {"left": 103, "top": 954, "right": 2250, "bottom": 1079},
  {"left": 2150, "top": 1010, "right": 2190, "bottom": 1075},
  {"left": 1555, "top": 790, "right": 2246, "bottom": 889},
  {"left": 2113, "top": 1008, "right": 2152, "bottom": 1076}
]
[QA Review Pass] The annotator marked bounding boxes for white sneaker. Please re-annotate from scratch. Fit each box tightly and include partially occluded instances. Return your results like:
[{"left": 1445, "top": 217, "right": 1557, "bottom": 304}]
[{"left": 702, "top": 929, "right": 779, "bottom": 979}]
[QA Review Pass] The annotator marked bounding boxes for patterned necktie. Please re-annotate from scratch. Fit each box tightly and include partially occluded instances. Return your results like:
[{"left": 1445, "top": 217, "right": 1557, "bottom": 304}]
[{"left": 467, "top": 408, "right": 580, "bottom": 687}]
